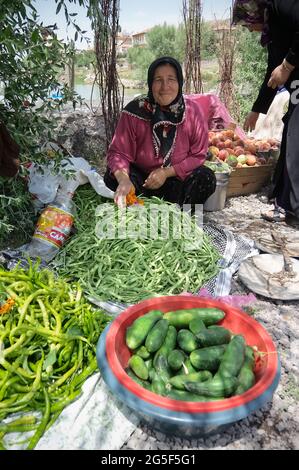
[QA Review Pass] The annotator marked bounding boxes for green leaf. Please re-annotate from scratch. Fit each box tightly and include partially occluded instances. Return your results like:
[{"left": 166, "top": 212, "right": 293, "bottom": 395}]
[{"left": 31, "top": 29, "right": 39, "bottom": 43}]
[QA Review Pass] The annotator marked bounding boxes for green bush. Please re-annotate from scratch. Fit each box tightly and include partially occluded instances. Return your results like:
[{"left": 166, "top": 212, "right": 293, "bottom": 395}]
[
  {"left": 0, "top": 176, "right": 36, "bottom": 249},
  {"left": 0, "top": 1, "right": 82, "bottom": 166},
  {"left": 234, "top": 28, "right": 267, "bottom": 122}
]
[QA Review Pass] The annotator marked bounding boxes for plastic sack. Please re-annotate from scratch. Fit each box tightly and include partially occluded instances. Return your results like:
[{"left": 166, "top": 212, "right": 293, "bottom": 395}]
[
  {"left": 28, "top": 155, "right": 114, "bottom": 205},
  {"left": 79, "top": 169, "right": 114, "bottom": 199},
  {"left": 28, "top": 161, "right": 60, "bottom": 204}
]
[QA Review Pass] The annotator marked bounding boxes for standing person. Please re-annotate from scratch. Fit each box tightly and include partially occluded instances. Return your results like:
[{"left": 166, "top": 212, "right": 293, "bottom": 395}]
[
  {"left": 232, "top": 0, "right": 299, "bottom": 223},
  {"left": 104, "top": 56, "right": 216, "bottom": 207}
]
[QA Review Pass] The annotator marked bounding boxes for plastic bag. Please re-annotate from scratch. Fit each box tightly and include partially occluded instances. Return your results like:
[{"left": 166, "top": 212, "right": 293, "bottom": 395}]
[
  {"left": 28, "top": 161, "right": 60, "bottom": 204},
  {"left": 28, "top": 155, "right": 114, "bottom": 205}
]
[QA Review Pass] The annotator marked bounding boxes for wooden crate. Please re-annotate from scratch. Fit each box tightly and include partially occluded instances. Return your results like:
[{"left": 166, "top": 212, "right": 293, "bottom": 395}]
[{"left": 227, "top": 164, "right": 274, "bottom": 197}]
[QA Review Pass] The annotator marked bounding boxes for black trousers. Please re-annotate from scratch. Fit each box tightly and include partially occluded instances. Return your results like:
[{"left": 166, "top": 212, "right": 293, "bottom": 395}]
[
  {"left": 271, "top": 101, "right": 299, "bottom": 218},
  {"left": 104, "top": 164, "right": 216, "bottom": 205}
]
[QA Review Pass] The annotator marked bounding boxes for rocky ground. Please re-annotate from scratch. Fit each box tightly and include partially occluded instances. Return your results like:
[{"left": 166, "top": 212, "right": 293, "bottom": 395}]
[{"left": 120, "top": 190, "right": 299, "bottom": 451}]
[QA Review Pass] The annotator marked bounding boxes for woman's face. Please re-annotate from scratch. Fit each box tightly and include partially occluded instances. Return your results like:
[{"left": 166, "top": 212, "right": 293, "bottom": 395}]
[{"left": 151, "top": 64, "right": 179, "bottom": 107}]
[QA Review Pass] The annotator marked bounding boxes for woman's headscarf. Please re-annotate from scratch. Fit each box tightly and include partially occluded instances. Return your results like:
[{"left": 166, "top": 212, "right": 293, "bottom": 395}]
[
  {"left": 123, "top": 57, "right": 185, "bottom": 167},
  {"left": 232, "top": 0, "right": 270, "bottom": 46}
]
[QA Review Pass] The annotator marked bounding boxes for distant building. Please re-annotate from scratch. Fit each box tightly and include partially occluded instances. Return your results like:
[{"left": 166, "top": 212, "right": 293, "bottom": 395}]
[
  {"left": 116, "top": 33, "right": 133, "bottom": 54},
  {"left": 131, "top": 29, "right": 151, "bottom": 47},
  {"left": 212, "top": 20, "right": 236, "bottom": 38}
]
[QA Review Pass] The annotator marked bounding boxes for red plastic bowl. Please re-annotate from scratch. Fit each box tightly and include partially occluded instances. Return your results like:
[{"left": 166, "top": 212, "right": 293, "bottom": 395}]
[{"left": 98, "top": 296, "right": 280, "bottom": 435}]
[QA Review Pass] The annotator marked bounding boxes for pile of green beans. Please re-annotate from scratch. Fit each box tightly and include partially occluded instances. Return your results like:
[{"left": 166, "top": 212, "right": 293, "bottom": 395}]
[
  {"left": 54, "top": 189, "right": 221, "bottom": 303},
  {"left": 0, "top": 262, "right": 111, "bottom": 449}
]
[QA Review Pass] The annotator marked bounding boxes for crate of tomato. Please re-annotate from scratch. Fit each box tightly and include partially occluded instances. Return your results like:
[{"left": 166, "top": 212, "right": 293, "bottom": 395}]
[{"left": 207, "top": 129, "right": 280, "bottom": 197}]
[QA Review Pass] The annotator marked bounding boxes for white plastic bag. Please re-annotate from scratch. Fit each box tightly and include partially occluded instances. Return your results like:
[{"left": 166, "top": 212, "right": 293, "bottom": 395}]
[
  {"left": 80, "top": 169, "right": 114, "bottom": 199},
  {"left": 28, "top": 161, "right": 60, "bottom": 204},
  {"left": 28, "top": 155, "right": 115, "bottom": 204}
]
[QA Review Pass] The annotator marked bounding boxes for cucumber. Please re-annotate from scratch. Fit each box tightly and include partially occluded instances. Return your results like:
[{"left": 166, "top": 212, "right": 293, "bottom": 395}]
[
  {"left": 151, "top": 372, "right": 167, "bottom": 395},
  {"left": 169, "top": 371, "right": 213, "bottom": 390},
  {"left": 176, "top": 358, "right": 197, "bottom": 375},
  {"left": 126, "top": 368, "right": 151, "bottom": 390},
  {"left": 145, "top": 318, "right": 169, "bottom": 353},
  {"left": 196, "top": 326, "right": 231, "bottom": 347},
  {"left": 167, "top": 349, "right": 185, "bottom": 371},
  {"left": 234, "top": 346, "right": 256, "bottom": 395},
  {"left": 153, "top": 354, "right": 172, "bottom": 383},
  {"left": 153, "top": 325, "right": 177, "bottom": 369},
  {"left": 190, "top": 345, "right": 227, "bottom": 371},
  {"left": 135, "top": 345, "right": 151, "bottom": 359},
  {"left": 164, "top": 308, "right": 225, "bottom": 328},
  {"left": 126, "top": 310, "right": 163, "bottom": 350},
  {"left": 189, "top": 317, "right": 206, "bottom": 335},
  {"left": 128, "top": 355, "right": 149, "bottom": 380},
  {"left": 179, "top": 358, "right": 197, "bottom": 375},
  {"left": 216, "top": 335, "right": 246, "bottom": 379},
  {"left": 166, "top": 389, "right": 224, "bottom": 402},
  {"left": 148, "top": 368, "right": 156, "bottom": 382},
  {"left": 177, "top": 329, "right": 198, "bottom": 353},
  {"left": 185, "top": 376, "right": 238, "bottom": 398},
  {"left": 144, "top": 358, "right": 153, "bottom": 372}
]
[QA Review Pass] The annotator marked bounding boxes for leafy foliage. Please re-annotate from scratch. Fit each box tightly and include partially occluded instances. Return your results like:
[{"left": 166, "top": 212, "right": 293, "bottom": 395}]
[
  {"left": 201, "top": 21, "right": 217, "bottom": 59},
  {"left": 234, "top": 28, "right": 267, "bottom": 122},
  {"left": 76, "top": 49, "right": 95, "bottom": 68},
  {"left": 0, "top": 175, "right": 36, "bottom": 249},
  {"left": 0, "top": 1, "right": 85, "bottom": 167},
  {"left": 147, "top": 24, "right": 182, "bottom": 61},
  {"left": 0, "top": 0, "right": 91, "bottom": 247},
  {"left": 127, "top": 23, "right": 186, "bottom": 80},
  {"left": 126, "top": 21, "right": 217, "bottom": 82}
]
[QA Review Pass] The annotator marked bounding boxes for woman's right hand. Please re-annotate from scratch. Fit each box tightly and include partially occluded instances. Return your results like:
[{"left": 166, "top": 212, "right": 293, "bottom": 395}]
[
  {"left": 114, "top": 178, "right": 135, "bottom": 207},
  {"left": 243, "top": 111, "right": 259, "bottom": 132}
]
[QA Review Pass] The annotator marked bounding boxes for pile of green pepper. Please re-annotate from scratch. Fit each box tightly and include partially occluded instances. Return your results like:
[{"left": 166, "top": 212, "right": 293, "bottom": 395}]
[{"left": 0, "top": 262, "right": 111, "bottom": 449}]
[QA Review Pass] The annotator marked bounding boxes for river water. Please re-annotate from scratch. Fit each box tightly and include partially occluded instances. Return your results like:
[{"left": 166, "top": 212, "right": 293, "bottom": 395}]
[{"left": 74, "top": 83, "right": 146, "bottom": 107}]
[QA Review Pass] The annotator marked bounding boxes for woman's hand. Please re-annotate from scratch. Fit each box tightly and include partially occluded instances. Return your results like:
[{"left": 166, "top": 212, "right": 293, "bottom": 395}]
[
  {"left": 243, "top": 111, "right": 260, "bottom": 132},
  {"left": 267, "top": 63, "right": 292, "bottom": 89},
  {"left": 114, "top": 177, "right": 135, "bottom": 207},
  {"left": 143, "top": 168, "right": 168, "bottom": 190}
]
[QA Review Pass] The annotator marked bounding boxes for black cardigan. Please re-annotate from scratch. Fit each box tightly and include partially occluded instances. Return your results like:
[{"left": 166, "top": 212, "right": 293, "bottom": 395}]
[{"left": 252, "top": 0, "right": 299, "bottom": 114}]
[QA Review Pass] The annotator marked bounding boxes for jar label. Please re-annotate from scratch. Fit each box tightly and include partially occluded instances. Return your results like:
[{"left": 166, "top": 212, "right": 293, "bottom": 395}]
[{"left": 33, "top": 206, "right": 74, "bottom": 248}]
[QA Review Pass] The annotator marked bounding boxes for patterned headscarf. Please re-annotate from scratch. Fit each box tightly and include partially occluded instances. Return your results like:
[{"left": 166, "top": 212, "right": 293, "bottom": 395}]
[
  {"left": 232, "top": 0, "right": 270, "bottom": 46},
  {"left": 123, "top": 57, "right": 185, "bottom": 167}
]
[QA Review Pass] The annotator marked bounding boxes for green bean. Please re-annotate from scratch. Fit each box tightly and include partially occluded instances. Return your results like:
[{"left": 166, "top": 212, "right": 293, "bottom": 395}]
[{"left": 27, "top": 386, "right": 51, "bottom": 450}]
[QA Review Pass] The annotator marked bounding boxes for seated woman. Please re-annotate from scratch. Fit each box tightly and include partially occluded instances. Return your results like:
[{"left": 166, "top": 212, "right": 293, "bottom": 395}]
[{"left": 104, "top": 56, "right": 216, "bottom": 207}]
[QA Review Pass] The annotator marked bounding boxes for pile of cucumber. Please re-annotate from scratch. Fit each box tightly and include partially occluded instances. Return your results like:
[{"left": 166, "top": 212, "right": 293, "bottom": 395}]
[{"left": 125, "top": 308, "right": 256, "bottom": 402}]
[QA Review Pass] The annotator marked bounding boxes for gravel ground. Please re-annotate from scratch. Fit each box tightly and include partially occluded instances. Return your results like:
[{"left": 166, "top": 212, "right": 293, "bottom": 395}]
[{"left": 121, "top": 189, "right": 299, "bottom": 450}]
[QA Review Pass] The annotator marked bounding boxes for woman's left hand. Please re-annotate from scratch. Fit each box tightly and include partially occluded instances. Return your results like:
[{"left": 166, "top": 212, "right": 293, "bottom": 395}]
[
  {"left": 267, "top": 64, "right": 290, "bottom": 89},
  {"left": 143, "top": 168, "right": 167, "bottom": 190}
]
